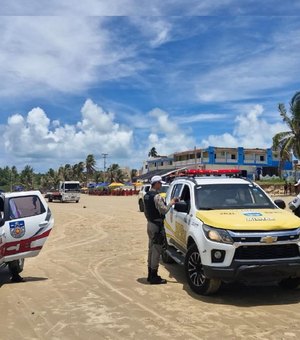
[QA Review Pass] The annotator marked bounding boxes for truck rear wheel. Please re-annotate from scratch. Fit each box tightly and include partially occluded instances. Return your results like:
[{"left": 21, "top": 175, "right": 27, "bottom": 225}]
[
  {"left": 185, "top": 244, "right": 221, "bottom": 295},
  {"left": 139, "top": 199, "right": 144, "bottom": 212}
]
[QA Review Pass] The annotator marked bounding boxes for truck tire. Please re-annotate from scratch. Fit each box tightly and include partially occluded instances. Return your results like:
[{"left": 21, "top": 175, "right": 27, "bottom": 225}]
[
  {"left": 7, "top": 258, "right": 25, "bottom": 274},
  {"left": 139, "top": 199, "right": 144, "bottom": 212},
  {"left": 185, "top": 243, "right": 221, "bottom": 295},
  {"left": 278, "top": 277, "right": 300, "bottom": 289},
  {"left": 48, "top": 197, "right": 53, "bottom": 202}
]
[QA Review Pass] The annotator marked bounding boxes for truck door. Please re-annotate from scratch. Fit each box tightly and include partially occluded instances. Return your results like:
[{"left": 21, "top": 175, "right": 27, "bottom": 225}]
[
  {"left": 174, "top": 184, "right": 191, "bottom": 249},
  {"left": 165, "top": 183, "right": 183, "bottom": 243},
  {"left": 2, "top": 193, "right": 53, "bottom": 262}
]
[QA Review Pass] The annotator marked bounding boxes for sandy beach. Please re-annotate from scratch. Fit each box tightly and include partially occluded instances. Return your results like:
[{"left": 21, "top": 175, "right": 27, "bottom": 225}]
[{"left": 0, "top": 194, "right": 300, "bottom": 340}]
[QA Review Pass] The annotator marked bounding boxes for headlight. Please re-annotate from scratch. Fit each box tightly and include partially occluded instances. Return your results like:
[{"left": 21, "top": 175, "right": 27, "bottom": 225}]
[{"left": 203, "top": 224, "right": 233, "bottom": 244}]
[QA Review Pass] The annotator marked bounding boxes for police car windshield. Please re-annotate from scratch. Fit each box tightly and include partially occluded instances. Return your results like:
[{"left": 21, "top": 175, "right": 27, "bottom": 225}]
[
  {"left": 159, "top": 185, "right": 169, "bottom": 194},
  {"left": 195, "top": 184, "right": 275, "bottom": 210}
]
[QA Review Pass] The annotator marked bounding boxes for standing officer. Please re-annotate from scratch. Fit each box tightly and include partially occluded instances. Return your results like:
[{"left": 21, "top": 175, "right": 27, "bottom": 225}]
[{"left": 143, "top": 175, "right": 177, "bottom": 284}]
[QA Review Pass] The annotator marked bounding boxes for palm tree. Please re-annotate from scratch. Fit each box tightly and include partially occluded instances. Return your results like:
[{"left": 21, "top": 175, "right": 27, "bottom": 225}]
[
  {"left": 85, "top": 154, "right": 96, "bottom": 184},
  {"left": 148, "top": 147, "right": 158, "bottom": 158},
  {"left": 107, "top": 164, "right": 124, "bottom": 183},
  {"left": 273, "top": 91, "right": 300, "bottom": 168},
  {"left": 20, "top": 165, "right": 34, "bottom": 189},
  {"left": 130, "top": 169, "right": 138, "bottom": 182}
]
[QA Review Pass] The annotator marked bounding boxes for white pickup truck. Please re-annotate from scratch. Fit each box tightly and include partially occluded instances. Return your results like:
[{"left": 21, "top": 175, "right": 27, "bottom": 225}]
[
  {"left": 0, "top": 190, "right": 54, "bottom": 280},
  {"left": 46, "top": 181, "right": 81, "bottom": 203}
]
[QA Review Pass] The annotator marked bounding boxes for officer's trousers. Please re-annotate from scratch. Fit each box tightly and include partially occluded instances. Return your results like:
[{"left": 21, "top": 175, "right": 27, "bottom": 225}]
[{"left": 147, "top": 221, "right": 163, "bottom": 270}]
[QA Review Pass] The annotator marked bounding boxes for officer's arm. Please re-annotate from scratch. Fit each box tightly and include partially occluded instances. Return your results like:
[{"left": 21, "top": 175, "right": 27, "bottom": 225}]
[{"left": 154, "top": 195, "right": 173, "bottom": 215}]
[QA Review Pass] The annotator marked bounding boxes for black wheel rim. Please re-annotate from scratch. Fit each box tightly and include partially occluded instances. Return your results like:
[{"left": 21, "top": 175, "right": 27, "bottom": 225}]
[{"left": 187, "top": 251, "right": 205, "bottom": 286}]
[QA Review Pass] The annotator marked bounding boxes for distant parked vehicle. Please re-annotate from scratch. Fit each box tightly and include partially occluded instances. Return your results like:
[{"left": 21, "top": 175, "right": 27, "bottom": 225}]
[
  {"left": 46, "top": 181, "right": 81, "bottom": 203},
  {"left": 138, "top": 183, "right": 170, "bottom": 212}
]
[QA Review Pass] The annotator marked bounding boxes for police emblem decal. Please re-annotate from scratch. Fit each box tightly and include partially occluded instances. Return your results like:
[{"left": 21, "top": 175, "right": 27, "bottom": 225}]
[{"left": 9, "top": 220, "right": 25, "bottom": 238}]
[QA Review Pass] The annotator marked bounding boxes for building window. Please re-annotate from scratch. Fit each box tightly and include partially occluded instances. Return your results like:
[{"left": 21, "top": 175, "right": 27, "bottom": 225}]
[
  {"left": 221, "top": 151, "right": 225, "bottom": 156},
  {"left": 260, "top": 155, "right": 265, "bottom": 161},
  {"left": 161, "top": 162, "right": 163, "bottom": 166},
  {"left": 231, "top": 154, "right": 236, "bottom": 160},
  {"left": 169, "top": 161, "right": 173, "bottom": 165},
  {"left": 196, "top": 152, "right": 201, "bottom": 158}
]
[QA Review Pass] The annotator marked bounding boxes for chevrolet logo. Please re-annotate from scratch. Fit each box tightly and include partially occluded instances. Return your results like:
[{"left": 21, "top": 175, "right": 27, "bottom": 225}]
[{"left": 260, "top": 236, "right": 277, "bottom": 243}]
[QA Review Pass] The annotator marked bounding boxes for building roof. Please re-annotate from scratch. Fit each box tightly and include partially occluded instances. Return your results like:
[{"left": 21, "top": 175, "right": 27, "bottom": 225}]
[{"left": 134, "top": 168, "right": 178, "bottom": 182}]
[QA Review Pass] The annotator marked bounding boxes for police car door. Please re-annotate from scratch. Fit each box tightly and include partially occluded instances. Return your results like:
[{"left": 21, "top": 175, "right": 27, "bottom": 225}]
[
  {"left": 165, "top": 183, "right": 183, "bottom": 244},
  {"left": 2, "top": 192, "right": 53, "bottom": 262},
  {"left": 174, "top": 184, "right": 191, "bottom": 250}
]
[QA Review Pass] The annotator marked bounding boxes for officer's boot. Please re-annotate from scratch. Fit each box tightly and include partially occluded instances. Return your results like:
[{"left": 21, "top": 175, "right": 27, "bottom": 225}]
[
  {"left": 11, "top": 273, "right": 24, "bottom": 283},
  {"left": 147, "top": 266, "right": 151, "bottom": 282},
  {"left": 149, "top": 269, "right": 167, "bottom": 284}
]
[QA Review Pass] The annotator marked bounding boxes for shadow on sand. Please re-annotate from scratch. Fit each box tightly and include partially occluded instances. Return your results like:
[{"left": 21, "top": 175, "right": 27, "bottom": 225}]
[
  {"left": 0, "top": 266, "right": 48, "bottom": 288},
  {"left": 153, "top": 260, "right": 300, "bottom": 307}
]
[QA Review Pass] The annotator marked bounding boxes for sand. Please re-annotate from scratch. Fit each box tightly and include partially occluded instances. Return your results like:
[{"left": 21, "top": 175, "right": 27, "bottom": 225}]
[{"left": 0, "top": 194, "right": 300, "bottom": 340}]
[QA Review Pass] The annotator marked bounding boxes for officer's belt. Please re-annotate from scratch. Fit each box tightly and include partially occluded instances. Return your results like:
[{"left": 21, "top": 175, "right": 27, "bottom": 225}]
[{"left": 149, "top": 218, "right": 163, "bottom": 225}]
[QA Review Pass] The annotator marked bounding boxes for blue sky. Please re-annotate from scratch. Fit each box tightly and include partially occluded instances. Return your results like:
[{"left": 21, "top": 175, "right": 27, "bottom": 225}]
[{"left": 1, "top": 1, "right": 300, "bottom": 172}]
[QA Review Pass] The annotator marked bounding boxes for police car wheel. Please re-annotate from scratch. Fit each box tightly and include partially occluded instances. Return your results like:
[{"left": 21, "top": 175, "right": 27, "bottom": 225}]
[
  {"left": 139, "top": 199, "right": 144, "bottom": 212},
  {"left": 185, "top": 244, "right": 221, "bottom": 295},
  {"left": 278, "top": 277, "right": 300, "bottom": 289}
]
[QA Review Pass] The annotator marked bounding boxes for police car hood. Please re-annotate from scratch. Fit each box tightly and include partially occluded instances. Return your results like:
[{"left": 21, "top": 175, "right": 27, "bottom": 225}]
[{"left": 196, "top": 208, "right": 300, "bottom": 231}]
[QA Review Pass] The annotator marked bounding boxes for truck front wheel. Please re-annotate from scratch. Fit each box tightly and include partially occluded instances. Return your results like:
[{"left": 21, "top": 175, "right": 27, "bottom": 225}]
[{"left": 185, "top": 244, "right": 221, "bottom": 295}]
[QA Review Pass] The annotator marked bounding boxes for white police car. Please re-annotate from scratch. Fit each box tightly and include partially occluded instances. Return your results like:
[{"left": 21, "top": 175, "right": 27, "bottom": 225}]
[
  {"left": 0, "top": 190, "right": 54, "bottom": 278},
  {"left": 163, "top": 169, "right": 300, "bottom": 295}
]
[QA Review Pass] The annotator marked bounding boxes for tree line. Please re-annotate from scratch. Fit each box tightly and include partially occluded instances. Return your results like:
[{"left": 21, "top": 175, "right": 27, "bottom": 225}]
[{"left": 0, "top": 154, "right": 138, "bottom": 192}]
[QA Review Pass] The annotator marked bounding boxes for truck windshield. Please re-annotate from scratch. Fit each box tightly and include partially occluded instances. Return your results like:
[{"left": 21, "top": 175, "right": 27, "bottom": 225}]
[
  {"left": 195, "top": 183, "right": 275, "bottom": 210},
  {"left": 65, "top": 183, "right": 80, "bottom": 192}
]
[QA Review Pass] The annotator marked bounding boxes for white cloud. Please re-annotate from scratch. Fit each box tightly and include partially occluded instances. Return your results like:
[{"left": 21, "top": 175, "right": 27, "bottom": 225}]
[
  {"left": 147, "top": 108, "right": 195, "bottom": 155},
  {"left": 129, "top": 17, "right": 173, "bottom": 48},
  {"left": 0, "top": 17, "right": 140, "bottom": 99},
  {"left": 2, "top": 99, "right": 134, "bottom": 170},
  {"left": 200, "top": 104, "right": 287, "bottom": 148},
  {"left": 0, "top": 0, "right": 236, "bottom": 15},
  {"left": 194, "top": 26, "right": 300, "bottom": 103}
]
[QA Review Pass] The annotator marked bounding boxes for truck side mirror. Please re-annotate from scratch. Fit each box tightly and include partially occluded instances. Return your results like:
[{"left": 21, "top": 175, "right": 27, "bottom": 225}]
[
  {"left": 274, "top": 199, "right": 286, "bottom": 209},
  {"left": 174, "top": 201, "right": 189, "bottom": 213}
]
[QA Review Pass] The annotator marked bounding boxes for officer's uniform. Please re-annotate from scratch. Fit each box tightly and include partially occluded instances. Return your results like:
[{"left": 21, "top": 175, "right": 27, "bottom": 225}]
[{"left": 144, "top": 188, "right": 173, "bottom": 284}]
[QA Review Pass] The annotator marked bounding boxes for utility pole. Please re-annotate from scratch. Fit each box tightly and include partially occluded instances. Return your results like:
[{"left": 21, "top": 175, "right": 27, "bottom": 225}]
[{"left": 102, "top": 153, "right": 108, "bottom": 182}]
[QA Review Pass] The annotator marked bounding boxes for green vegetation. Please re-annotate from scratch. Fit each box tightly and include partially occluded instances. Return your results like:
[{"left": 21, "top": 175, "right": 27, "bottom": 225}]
[
  {"left": 0, "top": 154, "right": 137, "bottom": 192},
  {"left": 273, "top": 91, "right": 300, "bottom": 176}
]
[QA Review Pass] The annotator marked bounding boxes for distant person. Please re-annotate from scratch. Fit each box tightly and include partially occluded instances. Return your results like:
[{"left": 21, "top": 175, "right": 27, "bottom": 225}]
[
  {"left": 143, "top": 175, "right": 178, "bottom": 285},
  {"left": 8, "top": 261, "right": 25, "bottom": 283},
  {"left": 289, "top": 182, "right": 292, "bottom": 195},
  {"left": 294, "top": 179, "right": 300, "bottom": 195},
  {"left": 284, "top": 181, "right": 288, "bottom": 195}
]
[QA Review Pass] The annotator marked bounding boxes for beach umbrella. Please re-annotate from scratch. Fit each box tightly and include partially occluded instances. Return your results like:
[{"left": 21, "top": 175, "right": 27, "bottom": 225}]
[{"left": 108, "top": 182, "right": 124, "bottom": 188}]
